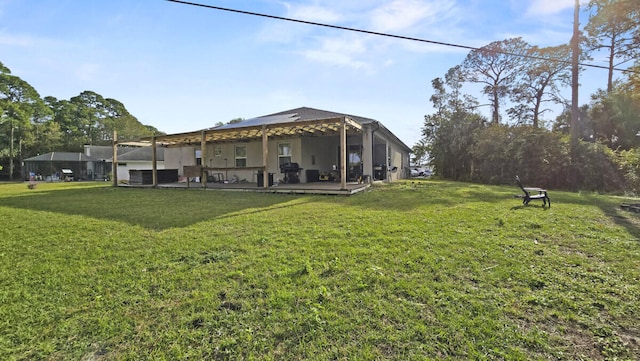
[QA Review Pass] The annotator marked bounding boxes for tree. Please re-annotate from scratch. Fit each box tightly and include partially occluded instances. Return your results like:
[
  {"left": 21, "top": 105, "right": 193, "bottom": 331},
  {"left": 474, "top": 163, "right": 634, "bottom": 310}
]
[
  {"left": 586, "top": 84, "right": 640, "bottom": 150},
  {"left": 54, "top": 91, "right": 161, "bottom": 150},
  {"left": 420, "top": 69, "right": 486, "bottom": 179},
  {"left": 215, "top": 117, "right": 245, "bottom": 127},
  {"left": 102, "top": 98, "right": 157, "bottom": 142},
  {"left": 508, "top": 45, "right": 572, "bottom": 127},
  {"left": 0, "top": 62, "right": 45, "bottom": 180},
  {"left": 70, "top": 91, "right": 108, "bottom": 146},
  {"left": 45, "top": 97, "right": 82, "bottom": 151},
  {"left": 585, "top": 0, "right": 639, "bottom": 93},
  {"left": 461, "top": 38, "right": 530, "bottom": 124}
]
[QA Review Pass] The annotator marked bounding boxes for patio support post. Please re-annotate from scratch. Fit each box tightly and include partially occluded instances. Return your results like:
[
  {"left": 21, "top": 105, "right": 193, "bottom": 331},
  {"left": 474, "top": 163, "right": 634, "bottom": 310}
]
[
  {"left": 340, "top": 118, "right": 347, "bottom": 190},
  {"left": 262, "top": 124, "right": 269, "bottom": 188},
  {"left": 362, "top": 126, "right": 373, "bottom": 183},
  {"left": 152, "top": 136, "right": 158, "bottom": 187},
  {"left": 112, "top": 130, "right": 118, "bottom": 187},
  {"left": 201, "top": 130, "right": 207, "bottom": 188}
]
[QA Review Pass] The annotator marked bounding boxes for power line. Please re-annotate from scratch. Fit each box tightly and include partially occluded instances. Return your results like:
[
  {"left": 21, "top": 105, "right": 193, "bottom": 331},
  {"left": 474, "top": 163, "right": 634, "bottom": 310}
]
[{"left": 166, "top": 0, "right": 636, "bottom": 74}]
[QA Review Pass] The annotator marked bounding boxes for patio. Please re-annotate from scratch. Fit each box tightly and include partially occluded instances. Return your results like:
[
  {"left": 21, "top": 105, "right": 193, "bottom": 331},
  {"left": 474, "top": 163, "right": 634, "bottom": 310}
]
[{"left": 122, "top": 179, "right": 372, "bottom": 196}]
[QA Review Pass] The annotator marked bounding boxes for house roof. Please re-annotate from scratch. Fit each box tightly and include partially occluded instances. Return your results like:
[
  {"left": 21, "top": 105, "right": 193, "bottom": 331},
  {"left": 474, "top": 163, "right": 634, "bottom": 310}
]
[
  {"left": 24, "top": 152, "right": 102, "bottom": 162},
  {"left": 146, "top": 107, "right": 364, "bottom": 146},
  {"left": 266, "top": 107, "right": 377, "bottom": 125},
  {"left": 132, "top": 106, "right": 410, "bottom": 152},
  {"left": 84, "top": 145, "right": 139, "bottom": 160}
]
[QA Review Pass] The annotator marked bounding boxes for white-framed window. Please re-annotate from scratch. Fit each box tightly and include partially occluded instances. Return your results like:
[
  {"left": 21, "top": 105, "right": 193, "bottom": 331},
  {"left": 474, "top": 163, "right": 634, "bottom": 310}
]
[
  {"left": 195, "top": 150, "right": 202, "bottom": 165},
  {"left": 235, "top": 145, "right": 247, "bottom": 167},
  {"left": 278, "top": 143, "right": 292, "bottom": 166}
]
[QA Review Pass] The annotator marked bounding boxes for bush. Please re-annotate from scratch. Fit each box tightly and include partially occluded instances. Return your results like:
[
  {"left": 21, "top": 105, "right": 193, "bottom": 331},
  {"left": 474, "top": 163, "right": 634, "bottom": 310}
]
[
  {"left": 616, "top": 148, "right": 640, "bottom": 195},
  {"left": 573, "top": 141, "right": 624, "bottom": 193},
  {"left": 433, "top": 123, "right": 630, "bottom": 193}
]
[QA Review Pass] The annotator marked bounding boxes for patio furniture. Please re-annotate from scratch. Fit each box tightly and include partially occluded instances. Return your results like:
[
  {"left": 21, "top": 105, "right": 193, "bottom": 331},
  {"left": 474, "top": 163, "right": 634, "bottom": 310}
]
[
  {"left": 280, "top": 162, "right": 302, "bottom": 184},
  {"left": 515, "top": 175, "right": 550, "bottom": 208}
]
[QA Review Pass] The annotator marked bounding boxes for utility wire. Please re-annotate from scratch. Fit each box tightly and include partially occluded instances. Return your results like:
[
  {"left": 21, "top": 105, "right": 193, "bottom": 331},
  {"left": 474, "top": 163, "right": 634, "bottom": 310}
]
[{"left": 166, "top": 0, "right": 636, "bottom": 74}]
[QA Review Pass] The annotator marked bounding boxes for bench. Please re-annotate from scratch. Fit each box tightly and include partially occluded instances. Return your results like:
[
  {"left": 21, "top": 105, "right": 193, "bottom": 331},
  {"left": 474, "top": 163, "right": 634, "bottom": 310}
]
[{"left": 515, "top": 175, "right": 550, "bottom": 208}]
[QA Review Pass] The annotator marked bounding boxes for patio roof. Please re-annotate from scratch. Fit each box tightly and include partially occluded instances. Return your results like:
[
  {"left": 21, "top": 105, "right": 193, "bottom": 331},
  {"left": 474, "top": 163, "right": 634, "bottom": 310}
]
[{"left": 141, "top": 114, "right": 363, "bottom": 147}]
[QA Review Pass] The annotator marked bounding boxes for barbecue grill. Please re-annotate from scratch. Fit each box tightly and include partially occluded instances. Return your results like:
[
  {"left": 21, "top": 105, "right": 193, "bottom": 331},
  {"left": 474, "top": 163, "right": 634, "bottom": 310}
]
[{"left": 280, "top": 162, "right": 302, "bottom": 183}]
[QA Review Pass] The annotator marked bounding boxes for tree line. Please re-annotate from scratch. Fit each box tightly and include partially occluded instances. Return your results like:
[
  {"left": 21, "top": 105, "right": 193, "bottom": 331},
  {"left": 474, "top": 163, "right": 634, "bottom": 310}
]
[
  {"left": 0, "top": 62, "right": 163, "bottom": 180},
  {"left": 415, "top": 0, "right": 640, "bottom": 193}
]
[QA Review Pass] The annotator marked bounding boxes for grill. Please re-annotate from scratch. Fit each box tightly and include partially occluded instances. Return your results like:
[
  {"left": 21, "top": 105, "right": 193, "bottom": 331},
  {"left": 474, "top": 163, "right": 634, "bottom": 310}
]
[{"left": 280, "top": 162, "right": 302, "bottom": 183}]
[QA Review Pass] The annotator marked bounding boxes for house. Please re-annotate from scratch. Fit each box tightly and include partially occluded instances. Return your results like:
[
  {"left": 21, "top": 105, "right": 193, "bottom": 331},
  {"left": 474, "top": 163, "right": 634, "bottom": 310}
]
[
  {"left": 150, "top": 107, "right": 411, "bottom": 189},
  {"left": 22, "top": 152, "right": 102, "bottom": 181},
  {"left": 22, "top": 146, "right": 166, "bottom": 182},
  {"left": 84, "top": 145, "right": 165, "bottom": 182}
]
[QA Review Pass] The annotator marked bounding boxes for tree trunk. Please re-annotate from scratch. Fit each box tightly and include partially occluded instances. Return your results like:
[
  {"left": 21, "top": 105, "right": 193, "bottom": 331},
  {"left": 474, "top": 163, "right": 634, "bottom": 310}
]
[
  {"left": 607, "top": 36, "right": 615, "bottom": 93},
  {"left": 9, "top": 122, "right": 14, "bottom": 181},
  {"left": 492, "top": 89, "right": 500, "bottom": 124}
]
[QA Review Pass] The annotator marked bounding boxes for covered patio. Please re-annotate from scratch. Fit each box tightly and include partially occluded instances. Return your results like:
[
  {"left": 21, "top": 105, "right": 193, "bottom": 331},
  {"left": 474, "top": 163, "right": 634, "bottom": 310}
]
[{"left": 115, "top": 113, "right": 369, "bottom": 194}]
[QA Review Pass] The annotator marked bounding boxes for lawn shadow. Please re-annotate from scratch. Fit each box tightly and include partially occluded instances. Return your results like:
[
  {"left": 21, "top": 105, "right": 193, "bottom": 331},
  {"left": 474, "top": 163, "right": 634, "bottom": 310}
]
[
  {"left": 0, "top": 185, "right": 303, "bottom": 230},
  {"left": 584, "top": 194, "right": 640, "bottom": 240},
  {"left": 533, "top": 189, "right": 640, "bottom": 240}
]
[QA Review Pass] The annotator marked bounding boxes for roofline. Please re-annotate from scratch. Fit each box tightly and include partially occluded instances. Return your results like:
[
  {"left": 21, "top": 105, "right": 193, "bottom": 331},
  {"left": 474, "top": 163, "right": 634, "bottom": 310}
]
[
  {"left": 372, "top": 121, "right": 412, "bottom": 152},
  {"left": 133, "top": 116, "right": 363, "bottom": 146}
]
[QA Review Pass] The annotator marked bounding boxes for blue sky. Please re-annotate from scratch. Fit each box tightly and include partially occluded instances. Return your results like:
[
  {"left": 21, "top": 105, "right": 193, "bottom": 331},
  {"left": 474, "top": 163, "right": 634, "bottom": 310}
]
[{"left": 1, "top": 0, "right": 609, "bottom": 147}]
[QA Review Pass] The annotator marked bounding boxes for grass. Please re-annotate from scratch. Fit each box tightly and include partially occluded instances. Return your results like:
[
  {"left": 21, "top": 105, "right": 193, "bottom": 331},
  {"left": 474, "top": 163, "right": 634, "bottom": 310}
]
[{"left": 0, "top": 180, "right": 639, "bottom": 360}]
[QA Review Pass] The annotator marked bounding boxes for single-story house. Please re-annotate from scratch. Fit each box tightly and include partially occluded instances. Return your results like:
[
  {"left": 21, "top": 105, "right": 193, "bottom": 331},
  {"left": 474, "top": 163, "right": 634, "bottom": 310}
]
[
  {"left": 140, "top": 107, "right": 411, "bottom": 189},
  {"left": 84, "top": 145, "right": 165, "bottom": 182},
  {"left": 22, "top": 152, "right": 102, "bottom": 181},
  {"left": 22, "top": 146, "right": 165, "bottom": 182}
]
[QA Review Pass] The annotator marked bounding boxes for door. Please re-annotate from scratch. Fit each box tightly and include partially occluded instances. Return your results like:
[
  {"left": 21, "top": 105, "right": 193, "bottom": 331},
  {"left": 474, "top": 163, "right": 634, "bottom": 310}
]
[{"left": 348, "top": 145, "right": 363, "bottom": 181}]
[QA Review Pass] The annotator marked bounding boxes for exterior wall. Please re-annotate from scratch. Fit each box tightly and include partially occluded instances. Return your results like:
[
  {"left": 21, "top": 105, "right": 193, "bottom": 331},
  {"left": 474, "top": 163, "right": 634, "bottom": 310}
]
[
  {"left": 164, "top": 146, "right": 196, "bottom": 175},
  {"left": 387, "top": 146, "right": 403, "bottom": 182},
  {"left": 164, "top": 126, "right": 409, "bottom": 184},
  {"left": 300, "top": 136, "right": 340, "bottom": 182},
  {"left": 117, "top": 161, "right": 165, "bottom": 182},
  {"left": 371, "top": 131, "right": 410, "bottom": 182}
]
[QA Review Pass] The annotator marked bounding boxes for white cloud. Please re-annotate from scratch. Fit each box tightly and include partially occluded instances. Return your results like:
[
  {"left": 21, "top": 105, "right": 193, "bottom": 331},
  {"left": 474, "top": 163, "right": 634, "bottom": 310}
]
[
  {"left": 525, "top": 0, "right": 588, "bottom": 16},
  {"left": 284, "top": 3, "right": 344, "bottom": 23},
  {"left": 370, "top": 0, "right": 455, "bottom": 33},
  {"left": 500, "top": 29, "right": 573, "bottom": 47},
  {"left": 300, "top": 35, "right": 371, "bottom": 70},
  {"left": 0, "top": 31, "right": 35, "bottom": 47}
]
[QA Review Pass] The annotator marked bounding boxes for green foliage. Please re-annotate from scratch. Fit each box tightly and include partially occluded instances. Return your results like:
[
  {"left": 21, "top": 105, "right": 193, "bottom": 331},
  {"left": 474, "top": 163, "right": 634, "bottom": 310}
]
[
  {"left": 616, "top": 147, "right": 640, "bottom": 194},
  {"left": 418, "top": 2, "right": 640, "bottom": 193},
  {"left": 585, "top": 0, "right": 639, "bottom": 92},
  {"left": 0, "top": 61, "right": 164, "bottom": 179},
  {"left": 428, "top": 118, "right": 638, "bottom": 193},
  {"left": 574, "top": 140, "right": 625, "bottom": 192},
  {"left": 461, "top": 38, "right": 531, "bottom": 124},
  {"left": 0, "top": 63, "right": 47, "bottom": 180},
  {"left": 1, "top": 181, "right": 639, "bottom": 360}
]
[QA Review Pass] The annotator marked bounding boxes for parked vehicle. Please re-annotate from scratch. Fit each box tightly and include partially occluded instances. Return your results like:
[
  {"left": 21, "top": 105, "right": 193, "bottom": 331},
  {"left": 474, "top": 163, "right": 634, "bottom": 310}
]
[{"left": 410, "top": 168, "right": 431, "bottom": 177}]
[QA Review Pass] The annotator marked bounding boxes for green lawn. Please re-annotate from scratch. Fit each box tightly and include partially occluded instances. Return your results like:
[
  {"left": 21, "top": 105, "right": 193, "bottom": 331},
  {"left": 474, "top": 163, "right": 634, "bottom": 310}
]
[{"left": 1, "top": 180, "right": 639, "bottom": 360}]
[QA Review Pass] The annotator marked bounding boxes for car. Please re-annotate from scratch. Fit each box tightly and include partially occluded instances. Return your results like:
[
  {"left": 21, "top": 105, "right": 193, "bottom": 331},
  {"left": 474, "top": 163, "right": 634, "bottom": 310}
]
[{"left": 410, "top": 167, "right": 431, "bottom": 177}]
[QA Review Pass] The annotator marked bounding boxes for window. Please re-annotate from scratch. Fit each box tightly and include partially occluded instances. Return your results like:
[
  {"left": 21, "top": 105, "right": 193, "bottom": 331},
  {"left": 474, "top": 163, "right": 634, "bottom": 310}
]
[
  {"left": 214, "top": 145, "right": 222, "bottom": 157},
  {"left": 235, "top": 145, "right": 247, "bottom": 167},
  {"left": 195, "top": 150, "right": 202, "bottom": 166},
  {"left": 278, "top": 143, "right": 292, "bottom": 166}
]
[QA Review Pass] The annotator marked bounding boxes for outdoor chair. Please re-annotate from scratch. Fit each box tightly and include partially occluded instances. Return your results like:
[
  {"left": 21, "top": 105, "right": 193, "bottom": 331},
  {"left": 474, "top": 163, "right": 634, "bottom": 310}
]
[{"left": 515, "top": 175, "right": 550, "bottom": 208}]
